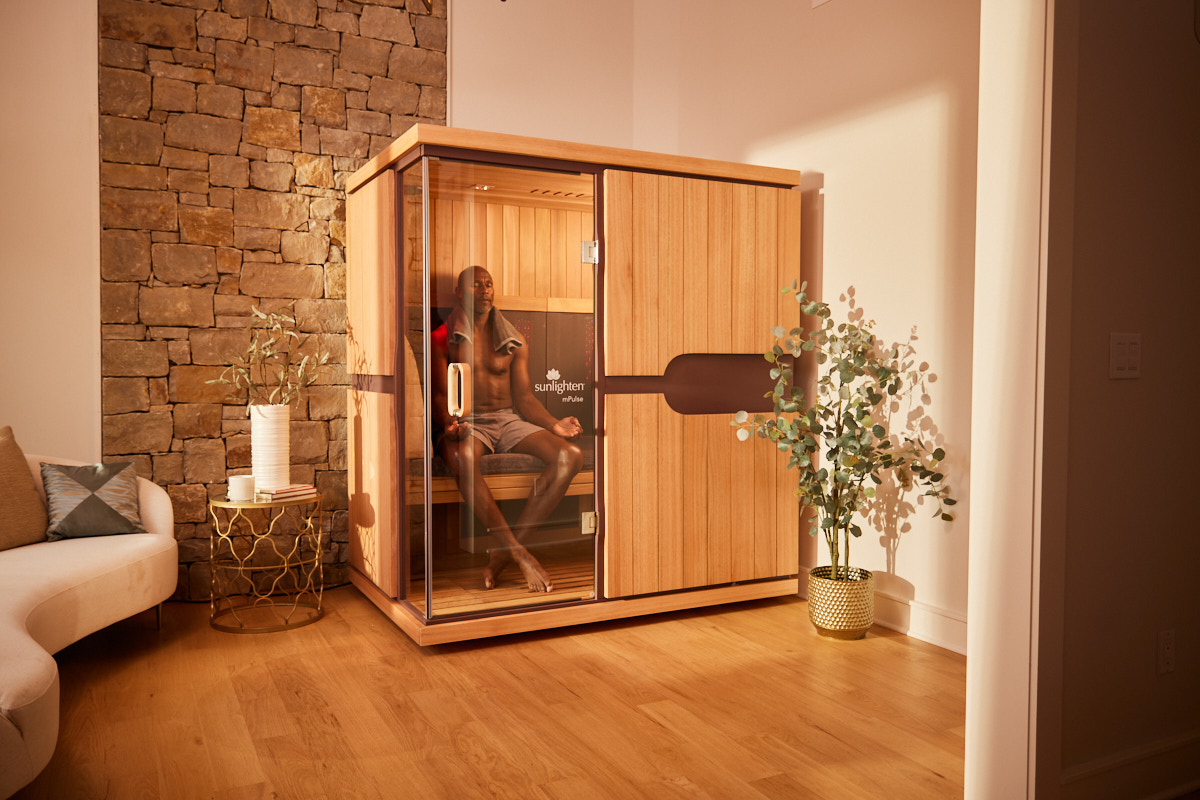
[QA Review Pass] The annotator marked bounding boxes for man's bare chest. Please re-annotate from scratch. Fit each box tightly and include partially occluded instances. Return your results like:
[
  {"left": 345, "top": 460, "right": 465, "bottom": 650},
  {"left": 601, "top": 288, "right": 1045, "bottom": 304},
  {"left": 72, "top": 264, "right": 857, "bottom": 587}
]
[{"left": 450, "top": 341, "right": 512, "bottom": 377}]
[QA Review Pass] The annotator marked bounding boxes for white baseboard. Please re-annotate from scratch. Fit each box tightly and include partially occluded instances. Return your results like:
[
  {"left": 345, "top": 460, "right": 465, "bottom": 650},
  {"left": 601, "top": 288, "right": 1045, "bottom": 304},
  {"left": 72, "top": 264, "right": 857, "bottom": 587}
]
[
  {"left": 874, "top": 590, "right": 967, "bottom": 655},
  {"left": 1061, "top": 727, "right": 1200, "bottom": 800},
  {"left": 798, "top": 566, "right": 967, "bottom": 655}
]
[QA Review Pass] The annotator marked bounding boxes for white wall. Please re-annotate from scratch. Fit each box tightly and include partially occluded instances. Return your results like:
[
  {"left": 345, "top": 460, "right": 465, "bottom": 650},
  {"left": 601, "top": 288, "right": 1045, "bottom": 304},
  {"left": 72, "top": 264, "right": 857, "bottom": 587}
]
[
  {"left": 451, "top": 0, "right": 980, "bottom": 652},
  {"left": 0, "top": 0, "right": 101, "bottom": 460}
]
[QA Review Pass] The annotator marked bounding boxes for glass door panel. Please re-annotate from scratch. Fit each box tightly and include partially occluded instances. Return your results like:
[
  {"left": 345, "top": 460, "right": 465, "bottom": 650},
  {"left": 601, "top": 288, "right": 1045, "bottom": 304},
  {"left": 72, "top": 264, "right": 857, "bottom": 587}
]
[
  {"left": 399, "top": 160, "right": 428, "bottom": 617},
  {"left": 421, "top": 157, "right": 598, "bottom": 618}
]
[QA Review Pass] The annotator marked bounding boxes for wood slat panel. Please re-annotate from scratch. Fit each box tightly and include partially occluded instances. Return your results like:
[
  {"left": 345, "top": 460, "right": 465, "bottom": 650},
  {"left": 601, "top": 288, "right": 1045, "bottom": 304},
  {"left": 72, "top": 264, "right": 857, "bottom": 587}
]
[
  {"left": 705, "top": 181, "right": 734, "bottom": 585},
  {"left": 470, "top": 199, "right": 487, "bottom": 266},
  {"left": 753, "top": 186, "right": 779, "bottom": 580},
  {"left": 603, "top": 171, "right": 634, "bottom": 376},
  {"left": 519, "top": 206, "right": 536, "bottom": 296},
  {"left": 776, "top": 189, "right": 804, "bottom": 576},
  {"left": 681, "top": 178, "right": 710, "bottom": 587},
  {"left": 604, "top": 395, "right": 797, "bottom": 598},
  {"left": 705, "top": 415, "right": 734, "bottom": 585},
  {"left": 551, "top": 209, "right": 568, "bottom": 299},
  {"left": 631, "top": 393, "right": 661, "bottom": 596},
  {"left": 432, "top": 197, "right": 454, "bottom": 298},
  {"left": 730, "top": 182, "right": 756, "bottom": 355},
  {"left": 348, "top": 389, "right": 398, "bottom": 597},
  {"left": 707, "top": 182, "right": 734, "bottom": 356},
  {"left": 657, "top": 176, "right": 686, "bottom": 593},
  {"left": 631, "top": 172, "right": 660, "bottom": 376},
  {"left": 534, "top": 207, "right": 551, "bottom": 298},
  {"left": 346, "top": 169, "right": 396, "bottom": 376},
  {"left": 603, "top": 393, "right": 635, "bottom": 598},
  {"left": 728, "top": 183, "right": 757, "bottom": 582},
  {"left": 486, "top": 203, "right": 504, "bottom": 287},
  {"left": 502, "top": 204, "right": 520, "bottom": 294},
  {"left": 451, "top": 198, "right": 468, "bottom": 275}
]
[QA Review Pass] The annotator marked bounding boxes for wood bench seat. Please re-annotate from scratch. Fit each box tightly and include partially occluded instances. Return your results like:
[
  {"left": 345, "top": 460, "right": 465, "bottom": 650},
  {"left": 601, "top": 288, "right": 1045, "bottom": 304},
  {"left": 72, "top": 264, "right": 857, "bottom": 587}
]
[
  {"left": 408, "top": 440, "right": 596, "bottom": 504},
  {"left": 413, "top": 470, "right": 595, "bottom": 504}
]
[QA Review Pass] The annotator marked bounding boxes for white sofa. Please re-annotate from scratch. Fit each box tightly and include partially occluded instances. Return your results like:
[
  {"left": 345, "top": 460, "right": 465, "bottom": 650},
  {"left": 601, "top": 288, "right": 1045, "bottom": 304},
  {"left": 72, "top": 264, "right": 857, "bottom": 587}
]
[{"left": 0, "top": 455, "right": 177, "bottom": 798}]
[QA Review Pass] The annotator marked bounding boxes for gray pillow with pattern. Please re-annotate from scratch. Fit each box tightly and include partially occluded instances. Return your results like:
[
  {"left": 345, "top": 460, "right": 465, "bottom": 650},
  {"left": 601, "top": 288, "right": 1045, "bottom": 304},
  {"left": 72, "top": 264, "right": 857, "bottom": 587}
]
[{"left": 41, "top": 461, "right": 147, "bottom": 540}]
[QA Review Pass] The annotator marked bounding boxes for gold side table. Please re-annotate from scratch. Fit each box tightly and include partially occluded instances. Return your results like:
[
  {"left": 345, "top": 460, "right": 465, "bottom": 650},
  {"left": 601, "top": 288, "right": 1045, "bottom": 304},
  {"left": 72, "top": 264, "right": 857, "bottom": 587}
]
[{"left": 208, "top": 494, "right": 324, "bottom": 633}]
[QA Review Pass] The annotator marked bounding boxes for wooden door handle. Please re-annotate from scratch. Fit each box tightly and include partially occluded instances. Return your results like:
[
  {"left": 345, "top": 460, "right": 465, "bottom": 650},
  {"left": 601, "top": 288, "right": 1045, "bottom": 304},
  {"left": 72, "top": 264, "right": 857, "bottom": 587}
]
[{"left": 447, "top": 362, "right": 472, "bottom": 418}]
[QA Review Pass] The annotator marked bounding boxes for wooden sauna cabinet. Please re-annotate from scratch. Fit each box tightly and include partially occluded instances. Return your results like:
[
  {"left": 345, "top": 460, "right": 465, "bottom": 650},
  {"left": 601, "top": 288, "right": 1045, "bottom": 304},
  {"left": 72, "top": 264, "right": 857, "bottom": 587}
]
[{"left": 347, "top": 125, "right": 804, "bottom": 645}]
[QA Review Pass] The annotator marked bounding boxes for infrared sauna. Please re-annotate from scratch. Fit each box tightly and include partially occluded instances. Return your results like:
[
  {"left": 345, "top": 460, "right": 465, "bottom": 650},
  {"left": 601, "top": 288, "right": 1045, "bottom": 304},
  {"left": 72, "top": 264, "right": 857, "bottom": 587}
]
[{"left": 347, "top": 125, "right": 804, "bottom": 644}]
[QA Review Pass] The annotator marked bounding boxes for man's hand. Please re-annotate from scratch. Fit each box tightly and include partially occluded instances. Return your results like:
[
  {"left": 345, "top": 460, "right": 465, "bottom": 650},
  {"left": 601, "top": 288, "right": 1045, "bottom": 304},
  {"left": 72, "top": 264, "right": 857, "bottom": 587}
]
[
  {"left": 444, "top": 418, "right": 472, "bottom": 441},
  {"left": 551, "top": 416, "right": 583, "bottom": 440}
]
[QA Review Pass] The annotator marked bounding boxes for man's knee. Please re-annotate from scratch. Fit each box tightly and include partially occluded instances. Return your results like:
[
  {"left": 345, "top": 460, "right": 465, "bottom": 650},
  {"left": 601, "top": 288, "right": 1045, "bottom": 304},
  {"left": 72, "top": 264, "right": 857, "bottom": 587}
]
[
  {"left": 554, "top": 441, "right": 583, "bottom": 479},
  {"left": 443, "top": 439, "right": 481, "bottom": 476}
]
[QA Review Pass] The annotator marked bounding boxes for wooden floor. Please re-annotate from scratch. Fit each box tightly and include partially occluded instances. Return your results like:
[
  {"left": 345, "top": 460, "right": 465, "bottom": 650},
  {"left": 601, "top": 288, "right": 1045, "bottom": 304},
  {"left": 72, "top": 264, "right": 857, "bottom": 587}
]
[{"left": 14, "top": 587, "right": 965, "bottom": 800}]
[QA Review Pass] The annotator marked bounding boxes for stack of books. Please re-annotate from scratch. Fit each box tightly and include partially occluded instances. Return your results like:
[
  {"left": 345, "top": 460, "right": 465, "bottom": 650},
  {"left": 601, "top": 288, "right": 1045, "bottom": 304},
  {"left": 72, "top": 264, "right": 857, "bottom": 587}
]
[{"left": 254, "top": 483, "right": 318, "bottom": 503}]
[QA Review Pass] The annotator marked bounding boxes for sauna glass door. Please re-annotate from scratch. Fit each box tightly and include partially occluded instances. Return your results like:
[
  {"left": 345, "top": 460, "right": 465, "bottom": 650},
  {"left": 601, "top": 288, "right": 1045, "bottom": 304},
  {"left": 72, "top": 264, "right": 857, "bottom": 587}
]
[{"left": 405, "top": 156, "right": 598, "bottom": 619}]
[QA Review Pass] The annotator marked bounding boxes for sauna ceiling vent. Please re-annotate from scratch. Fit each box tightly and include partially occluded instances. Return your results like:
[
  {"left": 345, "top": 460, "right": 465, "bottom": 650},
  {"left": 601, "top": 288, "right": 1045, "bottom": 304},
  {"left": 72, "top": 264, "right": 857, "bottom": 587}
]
[{"left": 532, "top": 190, "right": 588, "bottom": 199}]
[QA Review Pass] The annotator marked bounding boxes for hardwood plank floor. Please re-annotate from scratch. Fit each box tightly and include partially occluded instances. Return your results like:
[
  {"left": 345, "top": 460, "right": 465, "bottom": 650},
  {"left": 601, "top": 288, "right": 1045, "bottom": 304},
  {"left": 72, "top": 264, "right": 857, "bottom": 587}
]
[{"left": 14, "top": 587, "right": 965, "bottom": 799}]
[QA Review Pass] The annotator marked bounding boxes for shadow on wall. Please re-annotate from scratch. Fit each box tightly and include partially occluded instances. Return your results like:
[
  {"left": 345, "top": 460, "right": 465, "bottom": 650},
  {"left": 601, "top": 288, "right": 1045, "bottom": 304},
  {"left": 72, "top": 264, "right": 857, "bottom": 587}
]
[{"left": 838, "top": 283, "right": 954, "bottom": 606}]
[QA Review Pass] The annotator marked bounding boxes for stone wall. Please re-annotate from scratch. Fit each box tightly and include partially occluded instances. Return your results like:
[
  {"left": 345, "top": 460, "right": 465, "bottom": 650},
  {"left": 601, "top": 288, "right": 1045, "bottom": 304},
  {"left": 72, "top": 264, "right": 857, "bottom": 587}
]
[{"left": 97, "top": 0, "right": 446, "bottom": 599}]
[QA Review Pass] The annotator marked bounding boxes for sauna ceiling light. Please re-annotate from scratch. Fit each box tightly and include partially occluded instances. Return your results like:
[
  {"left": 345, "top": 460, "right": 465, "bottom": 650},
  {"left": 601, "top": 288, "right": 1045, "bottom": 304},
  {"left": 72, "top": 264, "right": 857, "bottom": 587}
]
[{"left": 473, "top": 184, "right": 494, "bottom": 191}]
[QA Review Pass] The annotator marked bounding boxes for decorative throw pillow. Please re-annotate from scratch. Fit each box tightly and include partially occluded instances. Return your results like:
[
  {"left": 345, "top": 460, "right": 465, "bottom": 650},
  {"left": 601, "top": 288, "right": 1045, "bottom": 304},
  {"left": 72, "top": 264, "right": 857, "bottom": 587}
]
[
  {"left": 0, "top": 426, "right": 49, "bottom": 551},
  {"left": 40, "top": 461, "right": 146, "bottom": 541}
]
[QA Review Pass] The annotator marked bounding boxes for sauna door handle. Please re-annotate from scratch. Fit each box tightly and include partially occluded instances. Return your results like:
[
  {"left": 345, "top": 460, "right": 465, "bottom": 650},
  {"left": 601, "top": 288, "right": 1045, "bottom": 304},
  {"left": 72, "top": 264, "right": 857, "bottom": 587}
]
[{"left": 447, "top": 362, "right": 472, "bottom": 418}]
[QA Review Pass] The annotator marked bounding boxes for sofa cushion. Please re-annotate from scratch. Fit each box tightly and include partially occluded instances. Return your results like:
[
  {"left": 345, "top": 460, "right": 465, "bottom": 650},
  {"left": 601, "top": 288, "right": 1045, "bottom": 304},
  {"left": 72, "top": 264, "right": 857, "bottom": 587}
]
[
  {"left": 0, "top": 427, "right": 49, "bottom": 552},
  {"left": 40, "top": 461, "right": 146, "bottom": 541}
]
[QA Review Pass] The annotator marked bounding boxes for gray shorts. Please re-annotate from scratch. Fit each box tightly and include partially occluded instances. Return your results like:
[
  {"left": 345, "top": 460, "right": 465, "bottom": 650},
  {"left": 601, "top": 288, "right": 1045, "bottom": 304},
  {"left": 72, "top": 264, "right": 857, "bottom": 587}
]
[{"left": 467, "top": 408, "right": 543, "bottom": 454}]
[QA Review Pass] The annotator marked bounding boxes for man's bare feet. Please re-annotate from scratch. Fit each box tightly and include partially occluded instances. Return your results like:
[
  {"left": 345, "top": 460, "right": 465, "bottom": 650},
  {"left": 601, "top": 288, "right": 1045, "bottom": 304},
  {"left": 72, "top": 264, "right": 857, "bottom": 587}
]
[
  {"left": 483, "top": 547, "right": 553, "bottom": 592},
  {"left": 515, "top": 553, "right": 553, "bottom": 592},
  {"left": 483, "top": 549, "right": 508, "bottom": 589}
]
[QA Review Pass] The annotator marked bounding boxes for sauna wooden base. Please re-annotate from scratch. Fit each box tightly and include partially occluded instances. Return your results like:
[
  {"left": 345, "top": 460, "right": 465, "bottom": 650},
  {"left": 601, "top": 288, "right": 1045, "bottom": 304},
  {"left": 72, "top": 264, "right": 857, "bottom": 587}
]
[{"left": 350, "top": 568, "right": 800, "bottom": 646}]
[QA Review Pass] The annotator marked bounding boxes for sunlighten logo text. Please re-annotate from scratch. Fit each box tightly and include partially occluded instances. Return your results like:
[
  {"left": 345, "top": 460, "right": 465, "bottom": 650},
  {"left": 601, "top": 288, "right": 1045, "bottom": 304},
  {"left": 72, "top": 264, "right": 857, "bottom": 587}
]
[{"left": 536, "top": 368, "right": 587, "bottom": 394}]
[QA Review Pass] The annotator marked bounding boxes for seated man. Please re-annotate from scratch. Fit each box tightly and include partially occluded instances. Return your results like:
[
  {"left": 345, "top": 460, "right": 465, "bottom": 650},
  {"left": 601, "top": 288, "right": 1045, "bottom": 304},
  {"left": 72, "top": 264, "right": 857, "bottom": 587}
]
[{"left": 431, "top": 266, "right": 583, "bottom": 593}]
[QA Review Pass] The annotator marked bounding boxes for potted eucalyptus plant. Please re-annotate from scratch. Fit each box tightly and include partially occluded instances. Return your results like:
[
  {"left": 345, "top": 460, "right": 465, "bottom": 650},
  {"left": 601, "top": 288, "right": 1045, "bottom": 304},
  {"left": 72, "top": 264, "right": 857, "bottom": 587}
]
[
  {"left": 209, "top": 304, "right": 329, "bottom": 493},
  {"left": 732, "top": 282, "right": 954, "bottom": 639}
]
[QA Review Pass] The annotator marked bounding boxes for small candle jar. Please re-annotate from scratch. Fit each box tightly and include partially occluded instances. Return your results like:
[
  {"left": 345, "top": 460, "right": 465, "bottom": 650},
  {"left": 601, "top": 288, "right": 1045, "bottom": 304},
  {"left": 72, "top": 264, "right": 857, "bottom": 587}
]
[{"left": 228, "top": 474, "right": 255, "bottom": 502}]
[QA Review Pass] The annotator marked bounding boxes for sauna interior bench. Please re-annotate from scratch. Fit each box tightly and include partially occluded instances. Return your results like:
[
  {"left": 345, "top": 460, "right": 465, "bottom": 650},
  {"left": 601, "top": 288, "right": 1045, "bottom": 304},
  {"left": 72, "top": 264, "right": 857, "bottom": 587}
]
[{"left": 408, "top": 441, "right": 596, "bottom": 504}]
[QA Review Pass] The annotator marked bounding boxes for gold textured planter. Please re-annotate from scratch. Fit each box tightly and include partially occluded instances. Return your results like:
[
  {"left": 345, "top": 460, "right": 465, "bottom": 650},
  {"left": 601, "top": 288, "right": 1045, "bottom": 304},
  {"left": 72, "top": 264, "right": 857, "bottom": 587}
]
[{"left": 807, "top": 566, "right": 875, "bottom": 640}]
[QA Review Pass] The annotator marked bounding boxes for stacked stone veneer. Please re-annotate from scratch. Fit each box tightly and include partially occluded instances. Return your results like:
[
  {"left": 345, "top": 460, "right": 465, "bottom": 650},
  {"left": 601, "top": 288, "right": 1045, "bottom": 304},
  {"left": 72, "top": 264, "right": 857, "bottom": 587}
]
[{"left": 97, "top": 0, "right": 446, "bottom": 599}]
